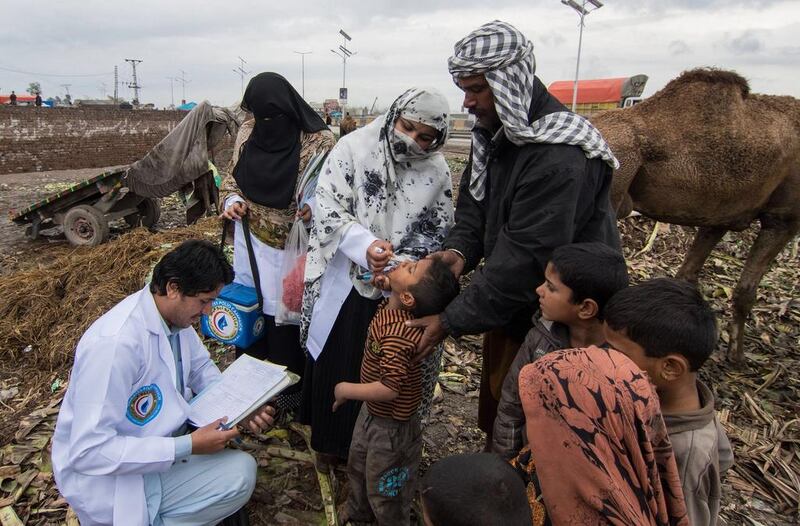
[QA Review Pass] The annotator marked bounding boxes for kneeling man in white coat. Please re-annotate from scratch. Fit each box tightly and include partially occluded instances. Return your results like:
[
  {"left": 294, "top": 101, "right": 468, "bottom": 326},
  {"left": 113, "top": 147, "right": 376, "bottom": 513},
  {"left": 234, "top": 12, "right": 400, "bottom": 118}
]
[{"left": 52, "top": 239, "right": 276, "bottom": 526}]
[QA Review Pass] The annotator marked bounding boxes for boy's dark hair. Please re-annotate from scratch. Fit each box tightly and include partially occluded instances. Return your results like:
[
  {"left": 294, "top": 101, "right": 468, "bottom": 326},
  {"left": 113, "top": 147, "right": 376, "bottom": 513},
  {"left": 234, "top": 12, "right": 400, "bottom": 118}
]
[
  {"left": 421, "top": 453, "right": 531, "bottom": 526},
  {"left": 409, "top": 256, "right": 460, "bottom": 318},
  {"left": 150, "top": 240, "right": 233, "bottom": 296},
  {"left": 604, "top": 278, "right": 718, "bottom": 371},
  {"left": 549, "top": 242, "right": 629, "bottom": 320}
]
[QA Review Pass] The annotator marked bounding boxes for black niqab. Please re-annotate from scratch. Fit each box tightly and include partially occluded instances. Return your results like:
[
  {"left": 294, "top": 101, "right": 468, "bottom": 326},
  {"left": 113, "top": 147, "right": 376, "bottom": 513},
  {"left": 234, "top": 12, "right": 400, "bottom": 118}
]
[{"left": 233, "top": 72, "right": 328, "bottom": 208}]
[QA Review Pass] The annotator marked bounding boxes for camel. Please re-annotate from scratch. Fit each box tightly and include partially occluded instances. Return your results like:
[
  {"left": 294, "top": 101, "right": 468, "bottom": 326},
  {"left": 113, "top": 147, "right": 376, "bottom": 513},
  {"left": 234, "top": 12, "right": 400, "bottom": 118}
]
[{"left": 592, "top": 68, "right": 800, "bottom": 363}]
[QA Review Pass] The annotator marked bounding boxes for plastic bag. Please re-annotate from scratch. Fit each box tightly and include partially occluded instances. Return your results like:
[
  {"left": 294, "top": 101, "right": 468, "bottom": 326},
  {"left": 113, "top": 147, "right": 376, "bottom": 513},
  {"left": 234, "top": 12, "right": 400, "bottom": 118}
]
[
  {"left": 275, "top": 218, "right": 309, "bottom": 325},
  {"left": 274, "top": 150, "right": 327, "bottom": 325}
]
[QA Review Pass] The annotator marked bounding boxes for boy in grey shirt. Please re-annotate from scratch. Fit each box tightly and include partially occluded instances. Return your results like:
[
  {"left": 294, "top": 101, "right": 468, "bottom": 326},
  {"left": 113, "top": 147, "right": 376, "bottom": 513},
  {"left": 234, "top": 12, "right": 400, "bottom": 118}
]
[{"left": 604, "top": 278, "right": 733, "bottom": 526}]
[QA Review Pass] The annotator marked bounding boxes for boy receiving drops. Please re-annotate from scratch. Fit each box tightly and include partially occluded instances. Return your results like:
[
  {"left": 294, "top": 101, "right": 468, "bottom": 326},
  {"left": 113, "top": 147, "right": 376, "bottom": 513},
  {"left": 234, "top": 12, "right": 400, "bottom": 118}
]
[{"left": 333, "top": 256, "right": 459, "bottom": 526}]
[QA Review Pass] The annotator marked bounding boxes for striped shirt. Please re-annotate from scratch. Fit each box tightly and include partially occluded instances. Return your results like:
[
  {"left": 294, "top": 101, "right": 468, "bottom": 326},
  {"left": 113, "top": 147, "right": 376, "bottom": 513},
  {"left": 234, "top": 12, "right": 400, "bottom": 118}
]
[{"left": 360, "top": 304, "right": 424, "bottom": 421}]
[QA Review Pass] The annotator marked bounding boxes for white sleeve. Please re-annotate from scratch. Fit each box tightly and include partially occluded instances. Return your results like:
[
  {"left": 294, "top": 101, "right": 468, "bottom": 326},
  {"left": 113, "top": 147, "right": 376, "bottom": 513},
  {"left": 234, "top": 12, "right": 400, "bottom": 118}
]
[
  {"left": 338, "top": 222, "right": 377, "bottom": 269},
  {"left": 66, "top": 334, "right": 175, "bottom": 476}
]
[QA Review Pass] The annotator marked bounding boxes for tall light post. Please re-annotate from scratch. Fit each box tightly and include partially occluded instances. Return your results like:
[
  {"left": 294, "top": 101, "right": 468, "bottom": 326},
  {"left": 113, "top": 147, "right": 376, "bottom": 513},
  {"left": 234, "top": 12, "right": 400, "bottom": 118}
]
[
  {"left": 331, "top": 29, "right": 355, "bottom": 114},
  {"left": 293, "top": 50, "right": 312, "bottom": 99},
  {"left": 561, "top": 0, "right": 604, "bottom": 112}
]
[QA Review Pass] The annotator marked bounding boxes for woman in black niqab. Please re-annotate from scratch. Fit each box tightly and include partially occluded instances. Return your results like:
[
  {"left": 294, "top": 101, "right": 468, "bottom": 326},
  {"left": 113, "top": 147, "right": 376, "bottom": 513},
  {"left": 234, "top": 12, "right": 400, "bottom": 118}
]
[
  {"left": 219, "top": 72, "right": 335, "bottom": 414},
  {"left": 233, "top": 72, "right": 328, "bottom": 209}
]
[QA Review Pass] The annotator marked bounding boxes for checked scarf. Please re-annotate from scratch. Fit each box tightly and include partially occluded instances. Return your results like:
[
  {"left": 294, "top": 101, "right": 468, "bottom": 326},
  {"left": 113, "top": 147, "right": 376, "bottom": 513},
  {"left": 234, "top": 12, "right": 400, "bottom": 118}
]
[{"left": 448, "top": 20, "right": 619, "bottom": 201}]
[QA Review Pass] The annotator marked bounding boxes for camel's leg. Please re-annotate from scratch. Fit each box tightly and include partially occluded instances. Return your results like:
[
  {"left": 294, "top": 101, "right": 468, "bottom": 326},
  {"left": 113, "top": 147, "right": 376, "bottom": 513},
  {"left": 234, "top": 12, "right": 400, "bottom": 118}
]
[
  {"left": 729, "top": 223, "right": 797, "bottom": 363},
  {"left": 676, "top": 226, "right": 727, "bottom": 283}
]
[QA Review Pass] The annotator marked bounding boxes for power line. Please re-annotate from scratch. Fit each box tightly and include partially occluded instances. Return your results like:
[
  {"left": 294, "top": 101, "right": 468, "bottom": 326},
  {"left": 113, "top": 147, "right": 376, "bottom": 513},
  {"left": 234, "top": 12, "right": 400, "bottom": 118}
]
[
  {"left": 176, "top": 70, "right": 190, "bottom": 102},
  {"left": 125, "top": 59, "right": 142, "bottom": 106},
  {"left": 233, "top": 56, "right": 249, "bottom": 96},
  {"left": 0, "top": 65, "right": 112, "bottom": 78},
  {"left": 61, "top": 84, "right": 72, "bottom": 104}
]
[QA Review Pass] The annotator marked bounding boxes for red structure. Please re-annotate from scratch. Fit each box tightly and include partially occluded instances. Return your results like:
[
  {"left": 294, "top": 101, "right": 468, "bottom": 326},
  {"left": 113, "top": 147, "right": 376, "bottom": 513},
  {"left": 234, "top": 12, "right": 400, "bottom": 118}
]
[
  {"left": 1, "top": 94, "right": 37, "bottom": 105},
  {"left": 547, "top": 75, "right": 648, "bottom": 116},
  {"left": 549, "top": 78, "right": 630, "bottom": 105}
]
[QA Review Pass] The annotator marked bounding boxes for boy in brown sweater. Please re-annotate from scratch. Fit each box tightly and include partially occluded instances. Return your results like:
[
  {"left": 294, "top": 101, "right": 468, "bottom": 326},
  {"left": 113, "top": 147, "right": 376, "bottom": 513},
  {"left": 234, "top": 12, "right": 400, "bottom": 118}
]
[
  {"left": 493, "top": 242, "right": 629, "bottom": 459},
  {"left": 333, "top": 256, "right": 459, "bottom": 526},
  {"left": 604, "top": 278, "right": 734, "bottom": 526}
]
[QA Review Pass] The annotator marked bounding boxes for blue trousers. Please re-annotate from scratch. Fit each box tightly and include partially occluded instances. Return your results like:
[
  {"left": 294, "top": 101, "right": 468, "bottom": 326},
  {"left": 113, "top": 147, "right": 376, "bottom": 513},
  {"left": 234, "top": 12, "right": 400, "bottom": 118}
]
[{"left": 144, "top": 449, "right": 256, "bottom": 526}]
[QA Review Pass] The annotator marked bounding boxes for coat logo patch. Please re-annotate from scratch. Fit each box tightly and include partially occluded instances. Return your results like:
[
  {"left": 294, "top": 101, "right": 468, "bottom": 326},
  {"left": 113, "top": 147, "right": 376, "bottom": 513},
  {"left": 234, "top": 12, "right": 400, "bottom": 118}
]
[{"left": 126, "top": 384, "right": 163, "bottom": 426}]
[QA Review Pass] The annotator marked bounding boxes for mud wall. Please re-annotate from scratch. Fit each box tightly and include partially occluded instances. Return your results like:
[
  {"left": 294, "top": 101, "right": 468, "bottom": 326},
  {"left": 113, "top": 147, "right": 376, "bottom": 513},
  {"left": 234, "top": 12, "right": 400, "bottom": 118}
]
[{"left": 0, "top": 107, "right": 233, "bottom": 175}]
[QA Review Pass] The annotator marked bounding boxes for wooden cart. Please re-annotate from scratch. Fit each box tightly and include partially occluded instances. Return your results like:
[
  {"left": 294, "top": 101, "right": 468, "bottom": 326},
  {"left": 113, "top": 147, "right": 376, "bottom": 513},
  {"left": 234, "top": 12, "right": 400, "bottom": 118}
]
[{"left": 8, "top": 168, "right": 161, "bottom": 247}]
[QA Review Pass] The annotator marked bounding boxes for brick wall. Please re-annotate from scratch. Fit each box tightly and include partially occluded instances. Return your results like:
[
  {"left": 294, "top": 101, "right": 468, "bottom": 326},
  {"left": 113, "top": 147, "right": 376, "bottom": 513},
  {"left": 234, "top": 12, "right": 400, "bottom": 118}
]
[{"left": 0, "top": 106, "right": 234, "bottom": 174}]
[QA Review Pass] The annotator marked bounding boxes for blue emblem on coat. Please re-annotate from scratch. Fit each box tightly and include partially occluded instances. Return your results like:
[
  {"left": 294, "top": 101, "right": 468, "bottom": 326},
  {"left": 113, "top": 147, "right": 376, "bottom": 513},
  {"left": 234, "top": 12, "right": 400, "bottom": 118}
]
[{"left": 126, "top": 384, "right": 163, "bottom": 426}]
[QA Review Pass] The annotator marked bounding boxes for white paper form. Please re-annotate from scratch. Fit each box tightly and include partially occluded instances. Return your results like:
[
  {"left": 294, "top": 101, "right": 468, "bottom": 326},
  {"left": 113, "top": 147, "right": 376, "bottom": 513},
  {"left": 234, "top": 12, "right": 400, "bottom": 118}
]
[{"left": 188, "top": 354, "right": 287, "bottom": 428}]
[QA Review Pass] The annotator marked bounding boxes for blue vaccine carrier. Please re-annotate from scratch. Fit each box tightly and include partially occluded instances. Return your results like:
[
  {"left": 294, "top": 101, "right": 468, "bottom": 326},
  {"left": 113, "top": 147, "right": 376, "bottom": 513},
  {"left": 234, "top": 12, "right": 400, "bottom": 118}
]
[{"left": 201, "top": 283, "right": 265, "bottom": 348}]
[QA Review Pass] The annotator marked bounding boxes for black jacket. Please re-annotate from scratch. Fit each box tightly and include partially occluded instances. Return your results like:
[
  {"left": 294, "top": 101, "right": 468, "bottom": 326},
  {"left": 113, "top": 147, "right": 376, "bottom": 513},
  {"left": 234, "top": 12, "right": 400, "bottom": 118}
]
[{"left": 442, "top": 77, "right": 620, "bottom": 339}]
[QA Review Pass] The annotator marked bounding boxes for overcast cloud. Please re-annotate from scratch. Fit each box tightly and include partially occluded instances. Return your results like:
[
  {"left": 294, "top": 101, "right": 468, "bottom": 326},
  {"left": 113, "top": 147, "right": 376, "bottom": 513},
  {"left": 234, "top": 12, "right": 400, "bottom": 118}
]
[{"left": 1, "top": 0, "right": 798, "bottom": 112}]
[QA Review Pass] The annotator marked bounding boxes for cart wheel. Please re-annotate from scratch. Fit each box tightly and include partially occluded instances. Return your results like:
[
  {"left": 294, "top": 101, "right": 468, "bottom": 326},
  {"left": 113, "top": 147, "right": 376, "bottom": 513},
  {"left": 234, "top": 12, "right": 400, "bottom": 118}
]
[
  {"left": 64, "top": 205, "right": 109, "bottom": 247},
  {"left": 125, "top": 198, "right": 161, "bottom": 229}
]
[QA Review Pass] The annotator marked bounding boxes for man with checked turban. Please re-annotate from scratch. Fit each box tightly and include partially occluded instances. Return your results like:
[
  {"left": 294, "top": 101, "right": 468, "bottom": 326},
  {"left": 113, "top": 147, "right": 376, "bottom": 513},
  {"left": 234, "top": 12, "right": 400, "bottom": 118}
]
[{"left": 408, "top": 21, "right": 621, "bottom": 448}]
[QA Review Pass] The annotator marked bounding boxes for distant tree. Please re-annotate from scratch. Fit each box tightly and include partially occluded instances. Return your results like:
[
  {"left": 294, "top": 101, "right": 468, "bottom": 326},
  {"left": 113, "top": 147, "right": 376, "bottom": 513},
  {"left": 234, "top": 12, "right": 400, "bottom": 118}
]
[{"left": 27, "top": 82, "right": 42, "bottom": 95}]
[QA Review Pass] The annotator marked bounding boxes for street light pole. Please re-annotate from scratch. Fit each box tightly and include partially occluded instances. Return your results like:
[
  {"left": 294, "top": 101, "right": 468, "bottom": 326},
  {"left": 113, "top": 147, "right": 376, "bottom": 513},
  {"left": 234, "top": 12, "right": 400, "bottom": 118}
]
[
  {"left": 562, "top": 0, "right": 604, "bottom": 112},
  {"left": 331, "top": 29, "right": 355, "bottom": 114},
  {"left": 293, "top": 51, "right": 312, "bottom": 99}
]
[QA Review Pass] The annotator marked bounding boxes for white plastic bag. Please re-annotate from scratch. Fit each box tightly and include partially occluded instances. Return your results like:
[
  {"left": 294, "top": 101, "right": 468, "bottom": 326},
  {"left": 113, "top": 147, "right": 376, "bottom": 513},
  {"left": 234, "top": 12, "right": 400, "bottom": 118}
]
[
  {"left": 275, "top": 218, "right": 309, "bottom": 325},
  {"left": 274, "top": 150, "right": 327, "bottom": 325}
]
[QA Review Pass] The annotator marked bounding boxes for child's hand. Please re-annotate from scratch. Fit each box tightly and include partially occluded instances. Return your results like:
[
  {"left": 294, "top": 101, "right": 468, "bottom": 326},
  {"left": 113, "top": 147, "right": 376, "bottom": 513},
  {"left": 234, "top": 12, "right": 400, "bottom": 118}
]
[{"left": 332, "top": 382, "right": 349, "bottom": 412}]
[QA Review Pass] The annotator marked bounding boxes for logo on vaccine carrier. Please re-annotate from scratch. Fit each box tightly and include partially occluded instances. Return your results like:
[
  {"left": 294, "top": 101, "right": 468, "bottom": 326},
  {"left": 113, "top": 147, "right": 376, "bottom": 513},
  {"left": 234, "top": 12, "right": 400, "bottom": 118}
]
[{"left": 208, "top": 304, "right": 239, "bottom": 341}]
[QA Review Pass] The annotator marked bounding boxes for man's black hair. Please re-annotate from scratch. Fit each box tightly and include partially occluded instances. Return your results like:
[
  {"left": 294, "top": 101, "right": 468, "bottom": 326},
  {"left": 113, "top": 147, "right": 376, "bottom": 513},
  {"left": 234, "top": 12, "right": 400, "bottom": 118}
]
[
  {"left": 408, "top": 256, "right": 460, "bottom": 318},
  {"left": 150, "top": 240, "right": 233, "bottom": 296},
  {"left": 548, "top": 242, "right": 629, "bottom": 320},
  {"left": 421, "top": 453, "right": 531, "bottom": 526},
  {"left": 604, "top": 278, "right": 718, "bottom": 371}
]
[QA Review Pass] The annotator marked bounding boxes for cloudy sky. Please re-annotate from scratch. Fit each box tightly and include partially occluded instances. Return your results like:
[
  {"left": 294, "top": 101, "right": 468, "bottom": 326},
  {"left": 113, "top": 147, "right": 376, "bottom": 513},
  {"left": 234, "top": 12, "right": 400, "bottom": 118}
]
[{"left": 1, "top": 0, "right": 798, "bottom": 112}]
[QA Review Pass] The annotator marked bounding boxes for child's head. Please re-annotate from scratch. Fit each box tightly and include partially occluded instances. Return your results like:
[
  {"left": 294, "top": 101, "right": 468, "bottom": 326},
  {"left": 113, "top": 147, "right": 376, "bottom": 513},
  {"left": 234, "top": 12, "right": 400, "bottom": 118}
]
[
  {"left": 421, "top": 453, "right": 531, "bottom": 526},
  {"left": 536, "top": 242, "right": 629, "bottom": 325},
  {"left": 384, "top": 256, "right": 460, "bottom": 317},
  {"left": 603, "top": 278, "right": 718, "bottom": 388}
]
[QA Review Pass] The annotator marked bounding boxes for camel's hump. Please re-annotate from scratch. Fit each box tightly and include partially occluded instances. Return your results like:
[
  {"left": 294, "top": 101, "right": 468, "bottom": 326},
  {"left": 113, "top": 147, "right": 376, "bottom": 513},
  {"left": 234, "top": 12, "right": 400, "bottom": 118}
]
[{"left": 658, "top": 68, "right": 750, "bottom": 99}]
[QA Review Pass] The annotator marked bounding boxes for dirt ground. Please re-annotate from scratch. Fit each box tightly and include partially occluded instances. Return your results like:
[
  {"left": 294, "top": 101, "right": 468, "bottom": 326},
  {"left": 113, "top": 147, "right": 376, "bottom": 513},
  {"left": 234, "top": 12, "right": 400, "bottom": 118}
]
[
  {"left": 0, "top": 166, "right": 190, "bottom": 275},
  {"left": 0, "top": 160, "right": 798, "bottom": 525}
]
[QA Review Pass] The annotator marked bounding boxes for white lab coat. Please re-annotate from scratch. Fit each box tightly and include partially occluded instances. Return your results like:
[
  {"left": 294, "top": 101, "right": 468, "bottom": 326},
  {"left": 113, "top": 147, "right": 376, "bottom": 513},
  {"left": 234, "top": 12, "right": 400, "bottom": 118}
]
[
  {"left": 306, "top": 223, "right": 376, "bottom": 359},
  {"left": 52, "top": 287, "right": 221, "bottom": 526}
]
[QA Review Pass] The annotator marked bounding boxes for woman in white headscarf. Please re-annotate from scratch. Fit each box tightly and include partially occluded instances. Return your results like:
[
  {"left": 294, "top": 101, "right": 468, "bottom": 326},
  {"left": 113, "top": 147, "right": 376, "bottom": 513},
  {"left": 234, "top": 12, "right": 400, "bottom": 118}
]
[{"left": 299, "top": 88, "right": 453, "bottom": 465}]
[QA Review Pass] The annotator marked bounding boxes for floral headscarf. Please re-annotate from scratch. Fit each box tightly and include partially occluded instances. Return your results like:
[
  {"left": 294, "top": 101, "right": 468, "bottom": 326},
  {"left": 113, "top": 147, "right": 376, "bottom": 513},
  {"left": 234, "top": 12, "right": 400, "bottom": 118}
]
[{"left": 300, "top": 88, "right": 454, "bottom": 351}]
